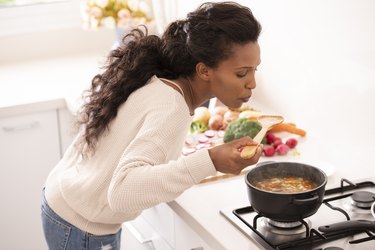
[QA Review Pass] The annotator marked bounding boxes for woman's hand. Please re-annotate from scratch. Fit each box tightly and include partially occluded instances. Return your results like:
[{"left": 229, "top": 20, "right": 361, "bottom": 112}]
[{"left": 208, "top": 136, "right": 263, "bottom": 175}]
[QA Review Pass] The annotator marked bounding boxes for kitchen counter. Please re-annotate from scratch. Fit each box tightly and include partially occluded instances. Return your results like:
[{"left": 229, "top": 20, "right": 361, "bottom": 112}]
[
  {"left": 169, "top": 134, "right": 375, "bottom": 249},
  {"left": 0, "top": 53, "right": 107, "bottom": 117},
  {"left": 170, "top": 164, "right": 373, "bottom": 249}
]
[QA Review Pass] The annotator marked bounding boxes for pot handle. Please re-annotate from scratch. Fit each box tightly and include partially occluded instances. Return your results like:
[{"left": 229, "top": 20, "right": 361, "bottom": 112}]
[
  {"left": 318, "top": 220, "right": 375, "bottom": 233},
  {"left": 292, "top": 194, "right": 319, "bottom": 205}
]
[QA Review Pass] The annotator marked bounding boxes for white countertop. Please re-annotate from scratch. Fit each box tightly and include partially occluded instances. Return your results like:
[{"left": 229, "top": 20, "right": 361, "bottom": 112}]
[
  {"left": 2, "top": 53, "right": 374, "bottom": 250},
  {"left": 169, "top": 135, "right": 375, "bottom": 250}
]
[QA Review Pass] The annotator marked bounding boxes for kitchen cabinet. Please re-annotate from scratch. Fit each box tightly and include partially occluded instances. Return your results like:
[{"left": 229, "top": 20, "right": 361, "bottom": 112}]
[
  {"left": 141, "top": 203, "right": 176, "bottom": 247},
  {"left": 174, "top": 214, "right": 212, "bottom": 250},
  {"left": 121, "top": 223, "right": 154, "bottom": 250},
  {"left": 0, "top": 109, "right": 60, "bottom": 250},
  {"left": 128, "top": 203, "right": 211, "bottom": 250},
  {"left": 121, "top": 215, "right": 174, "bottom": 250},
  {"left": 0, "top": 105, "right": 76, "bottom": 250}
]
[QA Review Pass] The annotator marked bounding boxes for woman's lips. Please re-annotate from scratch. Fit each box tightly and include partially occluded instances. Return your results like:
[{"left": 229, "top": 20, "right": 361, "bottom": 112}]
[{"left": 240, "top": 96, "right": 251, "bottom": 102}]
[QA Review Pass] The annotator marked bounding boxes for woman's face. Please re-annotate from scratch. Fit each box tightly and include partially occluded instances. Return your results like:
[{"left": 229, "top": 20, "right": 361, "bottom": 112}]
[{"left": 209, "top": 42, "right": 261, "bottom": 109}]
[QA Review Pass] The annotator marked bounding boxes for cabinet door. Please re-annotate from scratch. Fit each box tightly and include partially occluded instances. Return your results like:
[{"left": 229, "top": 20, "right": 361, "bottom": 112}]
[
  {"left": 0, "top": 110, "right": 60, "bottom": 250},
  {"left": 142, "top": 203, "right": 175, "bottom": 248},
  {"left": 121, "top": 216, "right": 174, "bottom": 250},
  {"left": 121, "top": 225, "right": 154, "bottom": 250},
  {"left": 174, "top": 214, "right": 212, "bottom": 250}
]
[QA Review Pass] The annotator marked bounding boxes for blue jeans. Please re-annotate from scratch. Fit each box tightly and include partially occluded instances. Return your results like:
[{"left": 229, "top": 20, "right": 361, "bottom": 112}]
[{"left": 41, "top": 190, "right": 121, "bottom": 250}]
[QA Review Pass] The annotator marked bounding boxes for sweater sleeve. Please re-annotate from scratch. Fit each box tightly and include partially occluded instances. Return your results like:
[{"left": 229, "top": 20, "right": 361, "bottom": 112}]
[{"left": 107, "top": 101, "right": 217, "bottom": 213}]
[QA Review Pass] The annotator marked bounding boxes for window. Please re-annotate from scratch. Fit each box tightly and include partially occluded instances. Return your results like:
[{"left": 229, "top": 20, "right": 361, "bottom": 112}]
[
  {"left": 0, "top": 0, "right": 64, "bottom": 7},
  {"left": 0, "top": 0, "right": 81, "bottom": 37}
]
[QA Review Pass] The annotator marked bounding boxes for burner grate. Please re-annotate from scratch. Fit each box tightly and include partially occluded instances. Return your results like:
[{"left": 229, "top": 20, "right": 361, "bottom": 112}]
[
  {"left": 229, "top": 178, "right": 375, "bottom": 249},
  {"left": 232, "top": 206, "right": 373, "bottom": 249}
]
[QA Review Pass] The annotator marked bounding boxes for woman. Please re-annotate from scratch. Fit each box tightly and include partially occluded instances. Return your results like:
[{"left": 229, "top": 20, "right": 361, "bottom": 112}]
[{"left": 41, "top": 1, "right": 262, "bottom": 249}]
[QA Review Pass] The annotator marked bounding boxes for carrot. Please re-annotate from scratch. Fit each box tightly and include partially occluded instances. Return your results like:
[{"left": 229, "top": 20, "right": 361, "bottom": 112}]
[
  {"left": 286, "top": 122, "right": 296, "bottom": 127},
  {"left": 269, "top": 123, "right": 306, "bottom": 136}
]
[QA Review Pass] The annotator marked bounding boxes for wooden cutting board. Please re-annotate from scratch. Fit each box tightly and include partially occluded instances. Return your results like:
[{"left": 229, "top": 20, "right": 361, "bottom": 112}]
[{"left": 199, "top": 169, "right": 248, "bottom": 184}]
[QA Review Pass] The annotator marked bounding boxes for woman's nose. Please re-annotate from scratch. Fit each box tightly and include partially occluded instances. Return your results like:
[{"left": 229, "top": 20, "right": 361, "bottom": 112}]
[{"left": 245, "top": 76, "right": 256, "bottom": 89}]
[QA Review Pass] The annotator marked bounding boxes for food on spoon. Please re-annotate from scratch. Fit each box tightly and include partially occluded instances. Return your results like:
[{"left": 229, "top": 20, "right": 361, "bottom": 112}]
[
  {"left": 223, "top": 118, "right": 262, "bottom": 143},
  {"left": 269, "top": 122, "right": 306, "bottom": 136},
  {"left": 255, "top": 177, "right": 317, "bottom": 193},
  {"left": 241, "top": 145, "right": 259, "bottom": 159},
  {"left": 239, "top": 115, "right": 284, "bottom": 159}
]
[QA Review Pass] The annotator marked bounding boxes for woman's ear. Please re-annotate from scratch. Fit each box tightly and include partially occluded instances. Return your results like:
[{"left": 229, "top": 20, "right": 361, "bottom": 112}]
[{"left": 196, "top": 62, "right": 211, "bottom": 81}]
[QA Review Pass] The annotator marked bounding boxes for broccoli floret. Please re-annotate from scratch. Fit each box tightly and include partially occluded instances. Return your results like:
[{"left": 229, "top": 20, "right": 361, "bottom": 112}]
[{"left": 223, "top": 118, "right": 262, "bottom": 143}]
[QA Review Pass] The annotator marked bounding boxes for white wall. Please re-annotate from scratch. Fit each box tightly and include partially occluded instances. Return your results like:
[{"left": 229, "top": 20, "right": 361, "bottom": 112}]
[
  {"left": 248, "top": 0, "right": 375, "bottom": 167},
  {"left": 178, "top": 0, "right": 375, "bottom": 172},
  {"left": 243, "top": 2, "right": 374, "bottom": 125},
  {"left": 246, "top": 0, "right": 375, "bottom": 171}
]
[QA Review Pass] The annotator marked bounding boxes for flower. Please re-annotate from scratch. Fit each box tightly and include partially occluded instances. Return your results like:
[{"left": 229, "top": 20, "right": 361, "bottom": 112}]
[{"left": 81, "top": 0, "right": 154, "bottom": 30}]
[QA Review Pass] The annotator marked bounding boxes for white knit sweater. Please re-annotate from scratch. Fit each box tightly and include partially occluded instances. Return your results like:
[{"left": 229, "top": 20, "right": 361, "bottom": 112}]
[{"left": 45, "top": 75, "right": 217, "bottom": 235}]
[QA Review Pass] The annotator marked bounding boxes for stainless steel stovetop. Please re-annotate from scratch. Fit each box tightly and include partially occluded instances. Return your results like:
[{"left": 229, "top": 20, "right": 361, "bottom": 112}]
[{"left": 220, "top": 178, "right": 375, "bottom": 249}]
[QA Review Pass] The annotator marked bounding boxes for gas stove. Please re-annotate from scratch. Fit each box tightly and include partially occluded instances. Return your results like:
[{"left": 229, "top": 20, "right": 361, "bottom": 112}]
[{"left": 220, "top": 178, "right": 375, "bottom": 249}]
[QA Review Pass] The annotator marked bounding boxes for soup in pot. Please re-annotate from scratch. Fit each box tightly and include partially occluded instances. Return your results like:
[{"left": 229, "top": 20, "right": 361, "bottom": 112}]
[{"left": 255, "top": 177, "right": 317, "bottom": 193}]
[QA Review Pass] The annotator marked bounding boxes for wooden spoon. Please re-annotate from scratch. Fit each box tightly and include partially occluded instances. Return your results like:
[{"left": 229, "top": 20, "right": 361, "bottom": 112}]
[{"left": 240, "top": 115, "right": 284, "bottom": 159}]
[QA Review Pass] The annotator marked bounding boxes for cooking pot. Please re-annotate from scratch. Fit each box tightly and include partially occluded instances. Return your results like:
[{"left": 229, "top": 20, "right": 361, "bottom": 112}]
[{"left": 245, "top": 161, "right": 327, "bottom": 222}]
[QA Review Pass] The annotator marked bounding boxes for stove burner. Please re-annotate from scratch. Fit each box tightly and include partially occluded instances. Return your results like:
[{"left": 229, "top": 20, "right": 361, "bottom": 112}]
[
  {"left": 266, "top": 218, "right": 302, "bottom": 229},
  {"left": 351, "top": 191, "right": 375, "bottom": 208},
  {"left": 260, "top": 218, "right": 310, "bottom": 236}
]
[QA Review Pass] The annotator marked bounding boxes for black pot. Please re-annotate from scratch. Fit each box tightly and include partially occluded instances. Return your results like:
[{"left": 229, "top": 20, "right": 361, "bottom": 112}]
[{"left": 245, "top": 161, "right": 327, "bottom": 222}]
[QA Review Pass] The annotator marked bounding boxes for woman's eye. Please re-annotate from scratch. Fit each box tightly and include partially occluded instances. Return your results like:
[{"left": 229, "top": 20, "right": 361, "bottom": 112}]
[
  {"left": 236, "top": 72, "right": 248, "bottom": 78},
  {"left": 237, "top": 68, "right": 258, "bottom": 78}
]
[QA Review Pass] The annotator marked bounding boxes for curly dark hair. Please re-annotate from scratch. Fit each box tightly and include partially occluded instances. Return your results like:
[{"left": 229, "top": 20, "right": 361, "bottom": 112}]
[{"left": 76, "top": 1, "right": 261, "bottom": 157}]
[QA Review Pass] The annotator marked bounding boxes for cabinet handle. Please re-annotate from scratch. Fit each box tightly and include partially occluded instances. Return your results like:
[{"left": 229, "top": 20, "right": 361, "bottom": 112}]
[
  {"left": 2, "top": 121, "right": 39, "bottom": 132},
  {"left": 124, "top": 222, "right": 154, "bottom": 245}
]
